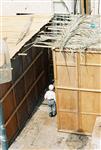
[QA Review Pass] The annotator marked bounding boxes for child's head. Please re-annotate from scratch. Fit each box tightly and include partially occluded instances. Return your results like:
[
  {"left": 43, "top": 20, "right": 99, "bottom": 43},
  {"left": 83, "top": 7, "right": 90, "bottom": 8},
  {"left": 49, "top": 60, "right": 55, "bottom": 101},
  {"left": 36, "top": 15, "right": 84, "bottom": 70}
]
[{"left": 48, "top": 84, "right": 54, "bottom": 91}]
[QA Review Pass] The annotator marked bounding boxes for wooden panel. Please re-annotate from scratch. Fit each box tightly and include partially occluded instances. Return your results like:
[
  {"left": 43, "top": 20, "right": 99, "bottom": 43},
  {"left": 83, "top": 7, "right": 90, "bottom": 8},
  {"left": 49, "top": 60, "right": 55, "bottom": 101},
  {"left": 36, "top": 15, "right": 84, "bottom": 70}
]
[
  {"left": 56, "top": 66, "right": 78, "bottom": 87},
  {"left": 35, "top": 52, "right": 44, "bottom": 78},
  {"left": 36, "top": 74, "right": 45, "bottom": 98},
  {"left": 33, "top": 84, "right": 38, "bottom": 104},
  {"left": 57, "top": 89, "right": 78, "bottom": 111},
  {"left": 43, "top": 49, "right": 49, "bottom": 83},
  {"left": 58, "top": 112, "right": 78, "bottom": 131},
  {"left": 0, "top": 82, "right": 11, "bottom": 99},
  {"left": 79, "top": 66, "right": 101, "bottom": 89},
  {"left": 17, "top": 100, "right": 28, "bottom": 128},
  {"left": 43, "top": 74, "right": 48, "bottom": 91},
  {"left": 26, "top": 84, "right": 37, "bottom": 115},
  {"left": 22, "top": 48, "right": 33, "bottom": 71},
  {"left": 14, "top": 78, "right": 25, "bottom": 105},
  {"left": 81, "top": 53, "right": 101, "bottom": 65},
  {"left": 55, "top": 52, "right": 77, "bottom": 66},
  {"left": 24, "top": 65, "right": 35, "bottom": 92},
  {"left": 31, "top": 47, "right": 42, "bottom": 60},
  {"left": 6, "top": 115, "right": 18, "bottom": 143},
  {"left": 3, "top": 90, "right": 15, "bottom": 122},
  {"left": 79, "top": 92, "right": 101, "bottom": 114},
  {"left": 79, "top": 114, "right": 96, "bottom": 134},
  {"left": 11, "top": 55, "right": 23, "bottom": 82}
]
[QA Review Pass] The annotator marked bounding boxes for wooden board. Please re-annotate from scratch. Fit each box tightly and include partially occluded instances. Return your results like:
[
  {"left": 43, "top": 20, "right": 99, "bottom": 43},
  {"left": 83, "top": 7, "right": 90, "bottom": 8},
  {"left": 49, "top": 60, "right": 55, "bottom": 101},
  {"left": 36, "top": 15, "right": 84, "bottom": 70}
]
[
  {"left": 58, "top": 112, "right": 78, "bottom": 132},
  {"left": 57, "top": 89, "right": 78, "bottom": 111},
  {"left": 53, "top": 50, "right": 101, "bottom": 135}
]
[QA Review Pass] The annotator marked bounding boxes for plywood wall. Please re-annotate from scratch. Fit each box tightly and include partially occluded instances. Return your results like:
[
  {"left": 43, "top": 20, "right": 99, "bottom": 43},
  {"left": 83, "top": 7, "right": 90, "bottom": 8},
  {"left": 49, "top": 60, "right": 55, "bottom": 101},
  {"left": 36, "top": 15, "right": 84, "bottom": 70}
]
[{"left": 53, "top": 50, "right": 101, "bottom": 135}]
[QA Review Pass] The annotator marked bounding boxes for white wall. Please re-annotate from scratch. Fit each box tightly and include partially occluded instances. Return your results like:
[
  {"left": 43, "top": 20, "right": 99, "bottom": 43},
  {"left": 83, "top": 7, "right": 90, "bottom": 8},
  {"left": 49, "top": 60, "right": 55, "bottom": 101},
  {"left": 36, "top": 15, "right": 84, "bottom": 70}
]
[
  {"left": 0, "top": 0, "right": 53, "bottom": 16},
  {"left": 0, "top": 0, "right": 101, "bottom": 16},
  {"left": 91, "top": 0, "right": 101, "bottom": 15},
  {"left": 53, "top": 0, "right": 101, "bottom": 15},
  {"left": 0, "top": 0, "right": 75, "bottom": 16},
  {"left": 52, "top": 0, "right": 75, "bottom": 14}
]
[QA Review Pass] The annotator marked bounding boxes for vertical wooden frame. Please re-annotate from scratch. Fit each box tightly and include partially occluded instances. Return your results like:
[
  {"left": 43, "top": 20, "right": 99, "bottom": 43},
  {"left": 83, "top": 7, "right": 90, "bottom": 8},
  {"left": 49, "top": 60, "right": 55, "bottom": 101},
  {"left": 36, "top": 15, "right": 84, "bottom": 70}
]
[{"left": 81, "top": 0, "right": 89, "bottom": 15}]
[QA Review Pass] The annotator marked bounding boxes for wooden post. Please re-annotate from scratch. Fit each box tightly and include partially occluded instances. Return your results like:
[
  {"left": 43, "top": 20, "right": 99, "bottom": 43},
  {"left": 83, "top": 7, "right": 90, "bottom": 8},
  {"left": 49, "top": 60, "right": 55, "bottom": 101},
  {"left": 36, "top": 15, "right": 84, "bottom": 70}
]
[
  {"left": 86, "top": 0, "right": 89, "bottom": 14},
  {"left": 81, "top": 0, "right": 85, "bottom": 15},
  {"left": 81, "top": 0, "right": 90, "bottom": 15}
]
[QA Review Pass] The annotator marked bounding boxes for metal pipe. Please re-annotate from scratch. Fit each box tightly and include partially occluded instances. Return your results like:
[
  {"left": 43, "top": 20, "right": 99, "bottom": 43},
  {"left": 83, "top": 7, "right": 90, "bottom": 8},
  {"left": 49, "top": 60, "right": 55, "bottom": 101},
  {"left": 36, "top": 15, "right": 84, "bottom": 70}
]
[
  {"left": 32, "top": 44, "right": 52, "bottom": 48},
  {"left": 0, "top": 39, "right": 12, "bottom": 150},
  {"left": 0, "top": 102, "right": 8, "bottom": 150}
]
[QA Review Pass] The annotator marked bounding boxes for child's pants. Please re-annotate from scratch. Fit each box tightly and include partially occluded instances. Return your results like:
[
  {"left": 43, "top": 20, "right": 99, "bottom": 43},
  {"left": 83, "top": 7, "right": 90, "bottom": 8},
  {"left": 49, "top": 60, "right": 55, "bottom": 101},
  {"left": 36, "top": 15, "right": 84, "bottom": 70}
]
[{"left": 48, "top": 99, "right": 56, "bottom": 116}]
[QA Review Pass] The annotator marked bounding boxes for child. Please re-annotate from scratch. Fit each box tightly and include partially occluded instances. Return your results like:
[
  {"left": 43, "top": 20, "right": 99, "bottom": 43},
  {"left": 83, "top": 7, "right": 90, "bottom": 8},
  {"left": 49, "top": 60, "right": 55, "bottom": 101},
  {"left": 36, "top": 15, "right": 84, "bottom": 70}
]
[{"left": 44, "top": 84, "right": 56, "bottom": 117}]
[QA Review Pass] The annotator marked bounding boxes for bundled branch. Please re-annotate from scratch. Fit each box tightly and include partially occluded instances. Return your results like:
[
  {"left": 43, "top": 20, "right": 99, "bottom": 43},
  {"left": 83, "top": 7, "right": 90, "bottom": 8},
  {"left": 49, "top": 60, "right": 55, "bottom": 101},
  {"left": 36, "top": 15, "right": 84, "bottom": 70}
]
[
  {"left": 54, "top": 15, "right": 101, "bottom": 51},
  {"left": 18, "top": 14, "right": 100, "bottom": 54}
]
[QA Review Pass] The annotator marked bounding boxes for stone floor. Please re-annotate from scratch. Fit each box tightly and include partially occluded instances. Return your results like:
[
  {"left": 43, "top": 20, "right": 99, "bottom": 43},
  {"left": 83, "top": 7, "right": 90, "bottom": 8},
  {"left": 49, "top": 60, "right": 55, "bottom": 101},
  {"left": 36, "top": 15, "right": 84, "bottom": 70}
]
[{"left": 8, "top": 103, "right": 93, "bottom": 150}]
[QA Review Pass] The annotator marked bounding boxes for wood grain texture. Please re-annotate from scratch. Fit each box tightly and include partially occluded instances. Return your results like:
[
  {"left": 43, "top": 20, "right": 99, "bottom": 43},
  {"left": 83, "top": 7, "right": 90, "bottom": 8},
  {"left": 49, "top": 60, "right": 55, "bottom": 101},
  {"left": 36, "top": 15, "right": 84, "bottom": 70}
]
[{"left": 53, "top": 50, "right": 101, "bottom": 134}]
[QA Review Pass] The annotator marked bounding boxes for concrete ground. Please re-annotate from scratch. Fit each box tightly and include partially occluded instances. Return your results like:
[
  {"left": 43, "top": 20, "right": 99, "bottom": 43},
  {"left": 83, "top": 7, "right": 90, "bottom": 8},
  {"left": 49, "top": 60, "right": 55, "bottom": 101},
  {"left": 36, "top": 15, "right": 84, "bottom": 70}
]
[{"left": 9, "top": 101, "right": 93, "bottom": 150}]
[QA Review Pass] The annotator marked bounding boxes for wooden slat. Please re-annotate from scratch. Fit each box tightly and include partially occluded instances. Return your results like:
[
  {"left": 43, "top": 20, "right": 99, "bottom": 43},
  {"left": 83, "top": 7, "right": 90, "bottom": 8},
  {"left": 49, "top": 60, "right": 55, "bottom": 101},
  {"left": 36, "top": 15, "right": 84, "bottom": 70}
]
[
  {"left": 57, "top": 89, "right": 78, "bottom": 111},
  {"left": 79, "top": 114, "right": 96, "bottom": 133},
  {"left": 81, "top": 0, "right": 85, "bottom": 15},
  {"left": 86, "top": 0, "right": 89, "bottom": 14},
  {"left": 55, "top": 86, "right": 101, "bottom": 93},
  {"left": 79, "top": 92, "right": 101, "bottom": 114},
  {"left": 56, "top": 66, "right": 78, "bottom": 87},
  {"left": 58, "top": 112, "right": 78, "bottom": 131},
  {"left": 79, "top": 66, "right": 101, "bottom": 89}
]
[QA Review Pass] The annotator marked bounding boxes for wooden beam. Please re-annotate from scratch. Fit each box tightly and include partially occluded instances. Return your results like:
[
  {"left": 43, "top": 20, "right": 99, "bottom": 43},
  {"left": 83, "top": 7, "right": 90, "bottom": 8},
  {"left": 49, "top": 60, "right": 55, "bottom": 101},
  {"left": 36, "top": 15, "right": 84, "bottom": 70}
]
[
  {"left": 81, "top": 0, "right": 90, "bottom": 15},
  {"left": 81, "top": 0, "right": 85, "bottom": 15},
  {"left": 86, "top": 0, "right": 89, "bottom": 14}
]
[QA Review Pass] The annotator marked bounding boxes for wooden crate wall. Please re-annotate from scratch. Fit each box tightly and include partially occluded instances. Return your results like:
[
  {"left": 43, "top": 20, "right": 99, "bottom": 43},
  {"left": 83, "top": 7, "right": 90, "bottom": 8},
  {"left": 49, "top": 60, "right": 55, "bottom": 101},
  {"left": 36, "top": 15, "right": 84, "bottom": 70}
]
[{"left": 53, "top": 50, "right": 101, "bottom": 135}]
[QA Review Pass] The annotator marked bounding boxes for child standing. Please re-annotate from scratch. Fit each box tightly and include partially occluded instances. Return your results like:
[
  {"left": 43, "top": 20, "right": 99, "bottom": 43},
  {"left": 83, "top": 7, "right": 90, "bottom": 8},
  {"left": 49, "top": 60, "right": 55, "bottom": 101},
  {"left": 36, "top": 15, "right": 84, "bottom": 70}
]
[{"left": 44, "top": 84, "right": 56, "bottom": 117}]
